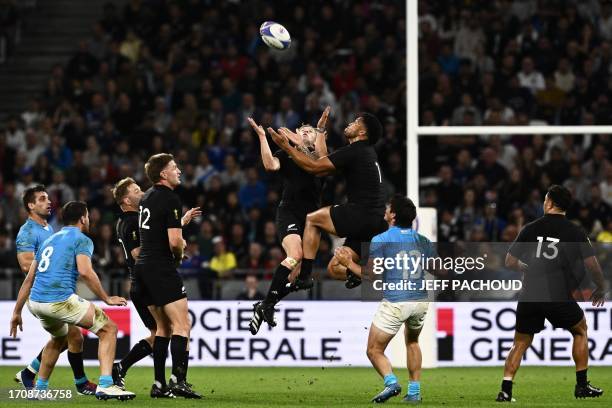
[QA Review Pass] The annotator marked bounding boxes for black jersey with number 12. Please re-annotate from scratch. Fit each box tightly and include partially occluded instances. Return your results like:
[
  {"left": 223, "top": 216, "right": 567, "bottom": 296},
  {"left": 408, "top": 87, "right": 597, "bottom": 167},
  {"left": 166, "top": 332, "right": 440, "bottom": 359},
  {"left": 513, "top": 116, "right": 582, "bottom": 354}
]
[{"left": 135, "top": 184, "right": 182, "bottom": 267}]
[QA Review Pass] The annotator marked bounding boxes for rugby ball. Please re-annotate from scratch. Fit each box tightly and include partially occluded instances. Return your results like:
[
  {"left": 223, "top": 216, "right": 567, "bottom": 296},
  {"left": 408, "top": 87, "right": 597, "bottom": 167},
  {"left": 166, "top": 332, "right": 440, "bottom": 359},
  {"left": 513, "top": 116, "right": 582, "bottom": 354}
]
[{"left": 259, "top": 21, "right": 291, "bottom": 50}]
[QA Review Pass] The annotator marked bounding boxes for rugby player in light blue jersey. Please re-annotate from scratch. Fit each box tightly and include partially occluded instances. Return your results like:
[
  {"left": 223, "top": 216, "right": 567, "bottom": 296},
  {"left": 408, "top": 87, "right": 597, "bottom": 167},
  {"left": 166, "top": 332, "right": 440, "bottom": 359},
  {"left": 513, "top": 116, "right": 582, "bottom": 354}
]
[
  {"left": 10, "top": 201, "right": 135, "bottom": 401},
  {"left": 333, "top": 195, "right": 435, "bottom": 404},
  {"left": 14, "top": 185, "right": 97, "bottom": 395}
]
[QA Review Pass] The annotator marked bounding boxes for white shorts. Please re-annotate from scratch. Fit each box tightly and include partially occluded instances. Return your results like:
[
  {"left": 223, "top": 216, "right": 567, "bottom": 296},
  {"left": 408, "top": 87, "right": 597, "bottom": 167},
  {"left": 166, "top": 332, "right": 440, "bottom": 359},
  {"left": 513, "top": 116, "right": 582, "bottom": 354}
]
[
  {"left": 27, "top": 294, "right": 108, "bottom": 337},
  {"left": 372, "top": 299, "right": 429, "bottom": 335}
]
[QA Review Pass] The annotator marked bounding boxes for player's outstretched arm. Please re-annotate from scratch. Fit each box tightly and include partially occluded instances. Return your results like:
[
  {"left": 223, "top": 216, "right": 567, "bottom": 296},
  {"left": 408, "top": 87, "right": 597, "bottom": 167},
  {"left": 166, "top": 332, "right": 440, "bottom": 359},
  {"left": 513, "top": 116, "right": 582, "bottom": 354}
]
[
  {"left": 584, "top": 256, "right": 607, "bottom": 306},
  {"left": 249, "top": 117, "right": 281, "bottom": 171},
  {"left": 315, "top": 106, "right": 331, "bottom": 157},
  {"left": 76, "top": 254, "right": 126, "bottom": 305},
  {"left": 269, "top": 127, "right": 335, "bottom": 176},
  {"left": 10, "top": 259, "right": 38, "bottom": 337}
]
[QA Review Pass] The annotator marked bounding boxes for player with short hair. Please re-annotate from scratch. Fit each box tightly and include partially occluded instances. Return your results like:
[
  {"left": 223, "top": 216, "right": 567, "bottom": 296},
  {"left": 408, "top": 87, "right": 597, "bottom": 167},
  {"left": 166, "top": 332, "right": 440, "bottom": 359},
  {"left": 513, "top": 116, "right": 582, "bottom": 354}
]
[
  {"left": 268, "top": 112, "right": 387, "bottom": 292},
  {"left": 14, "top": 185, "right": 97, "bottom": 395},
  {"left": 9, "top": 201, "right": 135, "bottom": 400},
  {"left": 111, "top": 177, "right": 200, "bottom": 387},
  {"left": 246, "top": 108, "right": 328, "bottom": 334},
  {"left": 134, "top": 153, "right": 201, "bottom": 399},
  {"left": 497, "top": 185, "right": 606, "bottom": 402},
  {"left": 334, "top": 195, "right": 433, "bottom": 403}
]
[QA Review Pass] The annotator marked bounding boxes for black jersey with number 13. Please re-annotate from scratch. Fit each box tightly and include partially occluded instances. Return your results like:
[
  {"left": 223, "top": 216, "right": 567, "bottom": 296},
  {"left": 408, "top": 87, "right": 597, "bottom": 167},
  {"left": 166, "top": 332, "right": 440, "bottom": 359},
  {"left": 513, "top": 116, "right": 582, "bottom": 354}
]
[{"left": 135, "top": 184, "right": 182, "bottom": 267}]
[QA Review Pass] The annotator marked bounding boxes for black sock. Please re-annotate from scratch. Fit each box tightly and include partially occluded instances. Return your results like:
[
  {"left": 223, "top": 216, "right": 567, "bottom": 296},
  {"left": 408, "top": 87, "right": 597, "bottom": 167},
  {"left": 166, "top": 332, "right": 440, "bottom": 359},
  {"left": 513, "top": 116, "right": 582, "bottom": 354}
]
[
  {"left": 185, "top": 349, "right": 190, "bottom": 379},
  {"left": 67, "top": 351, "right": 86, "bottom": 381},
  {"left": 264, "top": 264, "right": 292, "bottom": 305},
  {"left": 298, "top": 258, "right": 313, "bottom": 280},
  {"left": 501, "top": 380, "right": 513, "bottom": 396},
  {"left": 153, "top": 336, "right": 170, "bottom": 387},
  {"left": 170, "top": 335, "right": 188, "bottom": 382},
  {"left": 121, "top": 339, "right": 153, "bottom": 374},
  {"left": 576, "top": 369, "right": 587, "bottom": 386}
]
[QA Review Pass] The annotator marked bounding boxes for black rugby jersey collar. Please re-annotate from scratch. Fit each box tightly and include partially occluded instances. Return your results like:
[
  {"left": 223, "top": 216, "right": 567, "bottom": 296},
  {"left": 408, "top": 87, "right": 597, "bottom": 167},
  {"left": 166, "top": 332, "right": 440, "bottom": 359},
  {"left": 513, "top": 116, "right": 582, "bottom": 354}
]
[{"left": 154, "top": 184, "right": 173, "bottom": 192}]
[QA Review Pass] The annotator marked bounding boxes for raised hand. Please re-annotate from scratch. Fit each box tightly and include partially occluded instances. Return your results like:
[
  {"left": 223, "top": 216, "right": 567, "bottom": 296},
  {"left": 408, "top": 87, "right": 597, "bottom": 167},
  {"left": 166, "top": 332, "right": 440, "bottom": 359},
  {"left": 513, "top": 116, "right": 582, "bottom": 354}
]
[
  {"left": 268, "top": 127, "right": 290, "bottom": 150},
  {"left": 248, "top": 117, "right": 266, "bottom": 139},
  {"left": 182, "top": 207, "right": 202, "bottom": 226},
  {"left": 317, "top": 106, "right": 331, "bottom": 130},
  {"left": 279, "top": 127, "right": 302, "bottom": 146}
]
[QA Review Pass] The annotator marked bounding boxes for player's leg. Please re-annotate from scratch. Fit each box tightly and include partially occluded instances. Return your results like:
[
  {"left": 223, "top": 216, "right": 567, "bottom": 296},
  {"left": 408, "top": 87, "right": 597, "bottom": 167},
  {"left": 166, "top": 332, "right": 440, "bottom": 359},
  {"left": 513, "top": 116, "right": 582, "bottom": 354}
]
[
  {"left": 15, "top": 348, "right": 44, "bottom": 389},
  {"left": 294, "top": 206, "right": 336, "bottom": 287},
  {"left": 250, "top": 233, "right": 302, "bottom": 334},
  {"left": 146, "top": 304, "right": 176, "bottom": 397},
  {"left": 35, "top": 321, "right": 68, "bottom": 392},
  {"left": 368, "top": 301, "right": 403, "bottom": 403},
  {"left": 496, "top": 331, "right": 533, "bottom": 402},
  {"left": 162, "top": 297, "right": 201, "bottom": 398},
  {"left": 76, "top": 302, "right": 135, "bottom": 400},
  {"left": 114, "top": 287, "right": 156, "bottom": 386},
  {"left": 402, "top": 302, "right": 429, "bottom": 403},
  {"left": 66, "top": 325, "right": 97, "bottom": 394},
  {"left": 556, "top": 303, "right": 603, "bottom": 398}
]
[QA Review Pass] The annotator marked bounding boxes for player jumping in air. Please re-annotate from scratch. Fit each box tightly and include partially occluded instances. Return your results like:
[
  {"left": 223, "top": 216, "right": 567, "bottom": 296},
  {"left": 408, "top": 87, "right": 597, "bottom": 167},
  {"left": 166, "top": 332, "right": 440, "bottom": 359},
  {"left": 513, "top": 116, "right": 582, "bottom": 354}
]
[
  {"left": 334, "top": 196, "right": 434, "bottom": 404},
  {"left": 247, "top": 107, "right": 329, "bottom": 334},
  {"left": 14, "top": 185, "right": 97, "bottom": 395},
  {"left": 497, "top": 185, "right": 606, "bottom": 402},
  {"left": 268, "top": 112, "right": 387, "bottom": 294},
  {"left": 134, "top": 154, "right": 201, "bottom": 399},
  {"left": 111, "top": 177, "right": 200, "bottom": 387},
  {"left": 10, "top": 201, "right": 135, "bottom": 400}
]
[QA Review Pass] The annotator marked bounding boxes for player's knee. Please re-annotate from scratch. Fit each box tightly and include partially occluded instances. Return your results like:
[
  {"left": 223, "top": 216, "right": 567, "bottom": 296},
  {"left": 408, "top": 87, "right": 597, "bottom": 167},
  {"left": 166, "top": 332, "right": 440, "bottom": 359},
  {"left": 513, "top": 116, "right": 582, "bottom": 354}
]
[
  {"left": 67, "top": 325, "right": 83, "bottom": 345},
  {"left": 366, "top": 345, "right": 379, "bottom": 361},
  {"left": 306, "top": 212, "right": 320, "bottom": 227},
  {"left": 99, "top": 320, "right": 118, "bottom": 338}
]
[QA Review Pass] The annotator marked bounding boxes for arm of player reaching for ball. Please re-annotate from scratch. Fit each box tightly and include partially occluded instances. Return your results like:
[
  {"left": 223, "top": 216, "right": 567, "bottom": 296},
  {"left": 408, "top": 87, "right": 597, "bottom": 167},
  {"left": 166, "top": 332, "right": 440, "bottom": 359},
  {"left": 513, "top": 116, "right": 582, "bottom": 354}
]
[
  {"left": 584, "top": 256, "right": 607, "bottom": 306},
  {"left": 76, "top": 254, "right": 126, "bottom": 306},
  {"left": 269, "top": 127, "right": 336, "bottom": 176},
  {"left": 315, "top": 106, "right": 331, "bottom": 157},
  {"left": 334, "top": 247, "right": 363, "bottom": 278},
  {"left": 249, "top": 118, "right": 280, "bottom": 171}
]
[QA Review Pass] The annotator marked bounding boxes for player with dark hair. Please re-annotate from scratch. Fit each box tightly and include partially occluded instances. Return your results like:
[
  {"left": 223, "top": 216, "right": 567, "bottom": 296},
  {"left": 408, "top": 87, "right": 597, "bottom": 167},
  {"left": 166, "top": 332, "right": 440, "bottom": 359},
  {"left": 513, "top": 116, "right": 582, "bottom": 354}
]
[
  {"left": 333, "top": 196, "right": 434, "bottom": 403},
  {"left": 246, "top": 108, "right": 329, "bottom": 334},
  {"left": 134, "top": 154, "right": 201, "bottom": 399},
  {"left": 497, "top": 184, "right": 606, "bottom": 402},
  {"left": 14, "top": 186, "right": 97, "bottom": 395},
  {"left": 268, "top": 112, "right": 387, "bottom": 294},
  {"left": 10, "top": 201, "right": 135, "bottom": 400},
  {"left": 111, "top": 177, "right": 200, "bottom": 387}
]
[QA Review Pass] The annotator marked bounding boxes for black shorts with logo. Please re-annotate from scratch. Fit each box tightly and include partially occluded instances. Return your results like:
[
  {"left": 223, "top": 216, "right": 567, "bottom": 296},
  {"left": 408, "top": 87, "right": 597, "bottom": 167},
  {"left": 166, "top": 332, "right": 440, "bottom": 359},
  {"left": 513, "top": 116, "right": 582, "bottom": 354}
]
[
  {"left": 129, "top": 281, "right": 157, "bottom": 330},
  {"left": 275, "top": 203, "right": 316, "bottom": 242},
  {"left": 515, "top": 301, "right": 584, "bottom": 334},
  {"left": 330, "top": 203, "right": 387, "bottom": 258},
  {"left": 134, "top": 263, "right": 187, "bottom": 307}
]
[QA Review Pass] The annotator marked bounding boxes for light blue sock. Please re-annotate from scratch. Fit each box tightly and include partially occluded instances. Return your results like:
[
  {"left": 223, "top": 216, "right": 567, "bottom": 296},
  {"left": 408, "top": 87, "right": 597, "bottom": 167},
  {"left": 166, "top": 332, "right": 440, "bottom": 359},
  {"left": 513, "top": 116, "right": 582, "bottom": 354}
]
[
  {"left": 384, "top": 373, "right": 398, "bottom": 387},
  {"left": 74, "top": 376, "right": 88, "bottom": 385},
  {"left": 408, "top": 381, "right": 421, "bottom": 396},
  {"left": 36, "top": 378, "right": 49, "bottom": 390},
  {"left": 29, "top": 357, "right": 41, "bottom": 373},
  {"left": 99, "top": 375, "right": 113, "bottom": 388}
]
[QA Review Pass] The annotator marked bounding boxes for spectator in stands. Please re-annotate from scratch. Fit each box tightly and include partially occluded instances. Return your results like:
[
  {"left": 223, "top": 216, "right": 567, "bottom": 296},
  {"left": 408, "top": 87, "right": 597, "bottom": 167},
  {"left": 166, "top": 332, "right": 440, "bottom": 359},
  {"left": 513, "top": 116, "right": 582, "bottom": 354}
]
[
  {"left": 236, "top": 274, "right": 264, "bottom": 301},
  {"left": 210, "top": 236, "right": 236, "bottom": 279}
]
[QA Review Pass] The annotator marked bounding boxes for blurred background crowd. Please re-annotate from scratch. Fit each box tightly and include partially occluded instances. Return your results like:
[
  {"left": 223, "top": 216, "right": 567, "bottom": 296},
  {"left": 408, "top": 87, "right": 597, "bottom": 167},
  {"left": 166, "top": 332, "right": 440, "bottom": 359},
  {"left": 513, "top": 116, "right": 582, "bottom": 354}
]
[{"left": 0, "top": 0, "right": 610, "bottom": 300}]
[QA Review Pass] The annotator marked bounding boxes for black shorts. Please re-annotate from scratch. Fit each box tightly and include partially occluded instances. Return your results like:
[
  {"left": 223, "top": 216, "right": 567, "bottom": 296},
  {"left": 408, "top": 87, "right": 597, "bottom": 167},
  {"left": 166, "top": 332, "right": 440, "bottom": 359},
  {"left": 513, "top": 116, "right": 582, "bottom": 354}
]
[
  {"left": 330, "top": 203, "right": 386, "bottom": 257},
  {"left": 275, "top": 204, "right": 314, "bottom": 242},
  {"left": 134, "top": 263, "right": 187, "bottom": 307},
  {"left": 130, "top": 282, "right": 157, "bottom": 330},
  {"left": 515, "top": 301, "right": 584, "bottom": 334}
]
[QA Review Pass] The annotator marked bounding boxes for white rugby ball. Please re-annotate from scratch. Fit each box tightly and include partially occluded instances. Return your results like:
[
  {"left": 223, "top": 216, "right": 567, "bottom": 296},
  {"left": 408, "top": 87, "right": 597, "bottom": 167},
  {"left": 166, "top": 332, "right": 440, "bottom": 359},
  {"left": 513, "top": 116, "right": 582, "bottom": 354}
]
[{"left": 259, "top": 21, "right": 291, "bottom": 50}]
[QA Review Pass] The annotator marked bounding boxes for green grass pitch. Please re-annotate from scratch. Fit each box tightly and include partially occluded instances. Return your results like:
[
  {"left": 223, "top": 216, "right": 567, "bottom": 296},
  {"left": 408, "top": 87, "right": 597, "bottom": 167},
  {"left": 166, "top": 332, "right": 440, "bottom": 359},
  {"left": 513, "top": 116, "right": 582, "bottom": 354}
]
[{"left": 0, "top": 366, "right": 609, "bottom": 407}]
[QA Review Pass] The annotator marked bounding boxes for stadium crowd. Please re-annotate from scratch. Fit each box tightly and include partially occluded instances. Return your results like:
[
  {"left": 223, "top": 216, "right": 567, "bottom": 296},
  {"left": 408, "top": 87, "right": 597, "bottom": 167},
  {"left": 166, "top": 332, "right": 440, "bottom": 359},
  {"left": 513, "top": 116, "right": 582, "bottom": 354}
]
[{"left": 0, "top": 0, "right": 610, "bottom": 298}]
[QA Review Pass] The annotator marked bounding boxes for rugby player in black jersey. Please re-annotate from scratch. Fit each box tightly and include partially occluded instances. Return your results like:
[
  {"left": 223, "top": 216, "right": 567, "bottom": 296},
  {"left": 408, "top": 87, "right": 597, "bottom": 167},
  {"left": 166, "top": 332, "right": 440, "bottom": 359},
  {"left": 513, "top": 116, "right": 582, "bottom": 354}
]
[
  {"left": 111, "top": 177, "right": 200, "bottom": 389},
  {"left": 268, "top": 112, "right": 387, "bottom": 291},
  {"left": 133, "top": 154, "right": 201, "bottom": 399},
  {"left": 497, "top": 185, "right": 606, "bottom": 402},
  {"left": 246, "top": 108, "right": 329, "bottom": 334}
]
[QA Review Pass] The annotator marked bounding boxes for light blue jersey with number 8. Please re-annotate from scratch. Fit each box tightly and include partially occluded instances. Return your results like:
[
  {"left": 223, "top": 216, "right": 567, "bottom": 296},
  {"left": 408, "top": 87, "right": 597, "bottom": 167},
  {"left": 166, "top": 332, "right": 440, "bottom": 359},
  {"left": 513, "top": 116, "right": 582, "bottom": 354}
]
[{"left": 30, "top": 226, "right": 94, "bottom": 303}]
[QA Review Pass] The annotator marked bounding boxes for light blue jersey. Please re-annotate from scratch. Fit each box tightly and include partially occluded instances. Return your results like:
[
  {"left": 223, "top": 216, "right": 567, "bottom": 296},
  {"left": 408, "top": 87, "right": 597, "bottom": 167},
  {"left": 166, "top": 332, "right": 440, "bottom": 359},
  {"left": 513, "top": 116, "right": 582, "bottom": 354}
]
[
  {"left": 370, "top": 226, "right": 436, "bottom": 302},
  {"left": 16, "top": 218, "right": 54, "bottom": 254},
  {"left": 30, "top": 226, "right": 93, "bottom": 303}
]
